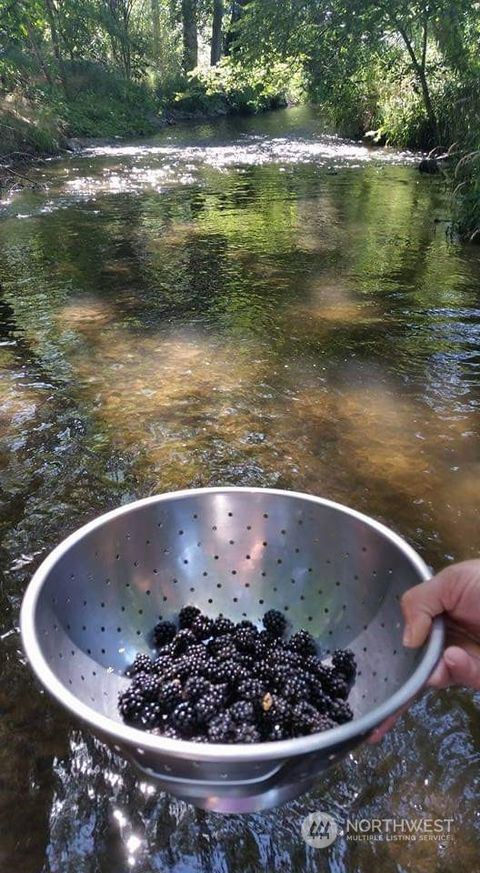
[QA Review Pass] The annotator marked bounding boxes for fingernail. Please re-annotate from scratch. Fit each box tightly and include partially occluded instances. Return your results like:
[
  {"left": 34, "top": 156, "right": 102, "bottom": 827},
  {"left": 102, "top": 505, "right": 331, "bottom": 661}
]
[{"left": 403, "top": 627, "right": 412, "bottom": 646}]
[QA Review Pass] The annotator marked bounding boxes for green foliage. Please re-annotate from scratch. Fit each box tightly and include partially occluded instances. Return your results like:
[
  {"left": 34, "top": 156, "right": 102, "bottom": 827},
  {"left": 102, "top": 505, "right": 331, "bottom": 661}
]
[
  {"left": 1, "top": 0, "right": 480, "bottom": 239},
  {"left": 63, "top": 86, "right": 157, "bottom": 137},
  {"left": 452, "top": 152, "right": 480, "bottom": 241},
  {"left": 60, "top": 61, "right": 158, "bottom": 136},
  {"left": 0, "top": 101, "right": 64, "bottom": 156},
  {"left": 172, "top": 58, "right": 304, "bottom": 116}
]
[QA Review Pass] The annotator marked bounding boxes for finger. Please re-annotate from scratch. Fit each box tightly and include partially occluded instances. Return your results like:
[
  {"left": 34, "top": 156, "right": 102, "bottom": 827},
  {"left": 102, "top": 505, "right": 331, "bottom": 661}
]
[
  {"left": 443, "top": 645, "right": 480, "bottom": 689},
  {"left": 444, "top": 625, "right": 480, "bottom": 659},
  {"left": 368, "top": 701, "right": 411, "bottom": 744},
  {"left": 426, "top": 656, "right": 451, "bottom": 689},
  {"left": 427, "top": 646, "right": 480, "bottom": 689},
  {"left": 368, "top": 713, "right": 400, "bottom": 744},
  {"left": 401, "top": 571, "right": 455, "bottom": 648}
]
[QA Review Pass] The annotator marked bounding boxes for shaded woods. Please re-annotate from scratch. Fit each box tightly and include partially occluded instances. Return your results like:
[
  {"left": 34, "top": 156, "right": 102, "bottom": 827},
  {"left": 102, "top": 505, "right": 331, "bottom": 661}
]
[{"left": 1, "top": 1, "right": 480, "bottom": 236}]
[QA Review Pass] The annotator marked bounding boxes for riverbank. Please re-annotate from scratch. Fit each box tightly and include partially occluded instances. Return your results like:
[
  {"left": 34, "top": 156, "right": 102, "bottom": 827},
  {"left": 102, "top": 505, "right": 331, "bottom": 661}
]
[
  {"left": 0, "top": 85, "right": 290, "bottom": 196},
  {"left": 0, "top": 58, "right": 293, "bottom": 165}
]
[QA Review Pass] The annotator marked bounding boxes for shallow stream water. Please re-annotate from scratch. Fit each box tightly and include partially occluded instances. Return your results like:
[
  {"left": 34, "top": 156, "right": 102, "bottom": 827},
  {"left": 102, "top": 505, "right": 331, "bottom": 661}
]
[{"left": 0, "top": 106, "right": 479, "bottom": 872}]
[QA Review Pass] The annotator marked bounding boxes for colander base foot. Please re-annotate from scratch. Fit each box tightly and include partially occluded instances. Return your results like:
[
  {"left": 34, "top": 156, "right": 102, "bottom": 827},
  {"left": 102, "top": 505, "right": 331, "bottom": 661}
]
[{"left": 141, "top": 771, "right": 318, "bottom": 813}]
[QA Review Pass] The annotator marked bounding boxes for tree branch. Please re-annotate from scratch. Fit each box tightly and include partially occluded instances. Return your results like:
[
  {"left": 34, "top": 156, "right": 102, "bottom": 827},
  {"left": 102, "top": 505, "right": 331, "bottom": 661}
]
[{"left": 0, "top": 166, "right": 37, "bottom": 185}]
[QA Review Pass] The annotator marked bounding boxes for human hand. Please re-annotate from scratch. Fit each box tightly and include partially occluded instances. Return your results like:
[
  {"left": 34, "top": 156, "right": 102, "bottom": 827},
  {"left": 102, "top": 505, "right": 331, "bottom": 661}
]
[{"left": 369, "top": 559, "right": 480, "bottom": 743}]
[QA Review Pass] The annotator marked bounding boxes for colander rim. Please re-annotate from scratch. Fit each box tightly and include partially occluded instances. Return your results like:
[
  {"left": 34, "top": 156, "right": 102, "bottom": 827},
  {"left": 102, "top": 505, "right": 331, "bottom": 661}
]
[{"left": 20, "top": 486, "right": 444, "bottom": 763}]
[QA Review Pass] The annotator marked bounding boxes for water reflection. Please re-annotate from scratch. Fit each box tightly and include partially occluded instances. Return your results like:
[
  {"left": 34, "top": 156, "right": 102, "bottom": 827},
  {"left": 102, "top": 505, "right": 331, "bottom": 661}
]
[{"left": 0, "top": 106, "right": 479, "bottom": 871}]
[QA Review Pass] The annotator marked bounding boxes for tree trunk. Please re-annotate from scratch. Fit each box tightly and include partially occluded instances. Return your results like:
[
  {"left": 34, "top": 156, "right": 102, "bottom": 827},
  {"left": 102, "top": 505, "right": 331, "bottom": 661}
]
[
  {"left": 43, "top": 0, "right": 67, "bottom": 92},
  {"left": 181, "top": 0, "right": 198, "bottom": 71},
  {"left": 397, "top": 22, "right": 438, "bottom": 142},
  {"left": 151, "top": 0, "right": 161, "bottom": 60},
  {"left": 211, "top": 0, "right": 223, "bottom": 65},
  {"left": 27, "top": 21, "right": 54, "bottom": 87},
  {"left": 225, "top": 0, "right": 249, "bottom": 55}
]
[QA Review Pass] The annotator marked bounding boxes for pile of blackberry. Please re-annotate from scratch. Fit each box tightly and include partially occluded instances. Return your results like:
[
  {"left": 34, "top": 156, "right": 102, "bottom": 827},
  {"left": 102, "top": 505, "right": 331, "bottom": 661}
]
[{"left": 118, "top": 606, "right": 357, "bottom": 744}]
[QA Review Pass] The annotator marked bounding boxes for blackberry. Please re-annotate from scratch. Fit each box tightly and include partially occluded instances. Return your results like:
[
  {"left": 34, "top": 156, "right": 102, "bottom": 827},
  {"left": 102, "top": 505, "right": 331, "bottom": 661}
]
[
  {"left": 236, "top": 620, "right": 257, "bottom": 633},
  {"left": 191, "top": 615, "right": 214, "bottom": 640},
  {"left": 304, "top": 654, "right": 324, "bottom": 677},
  {"left": 207, "top": 714, "right": 235, "bottom": 742},
  {"left": 160, "top": 665, "right": 183, "bottom": 685},
  {"left": 134, "top": 674, "right": 161, "bottom": 701},
  {"left": 228, "top": 700, "right": 256, "bottom": 724},
  {"left": 237, "top": 653, "right": 256, "bottom": 671},
  {"left": 269, "top": 636, "right": 288, "bottom": 654},
  {"left": 196, "top": 688, "right": 226, "bottom": 723},
  {"left": 238, "top": 678, "right": 266, "bottom": 704},
  {"left": 178, "top": 605, "right": 201, "bottom": 629},
  {"left": 201, "top": 656, "right": 220, "bottom": 681},
  {"left": 234, "top": 627, "right": 258, "bottom": 654},
  {"left": 153, "top": 620, "right": 177, "bottom": 647},
  {"left": 332, "top": 648, "right": 357, "bottom": 682},
  {"left": 278, "top": 675, "right": 309, "bottom": 703},
  {"left": 161, "top": 725, "right": 180, "bottom": 739},
  {"left": 263, "top": 694, "right": 292, "bottom": 726},
  {"left": 314, "top": 714, "right": 336, "bottom": 732},
  {"left": 155, "top": 642, "right": 175, "bottom": 659},
  {"left": 253, "top": 658, "right": 274, "bottom": 682},
  {"left": 270, "top": 661, "right": 295, "bottom": 683},
  {"left": 127, "top": 653, "right": 153, "bottom": 676},
  {"left": 316, "top": 664, "right": 336, "bottom": 694},
  {"left": 207, "top": 634, "right": 233, "bottom": 656},
  {"left": 212, "top": 682, "right": 229, "bottom": 701},
  {"left": 118, "top": 687, "right": 144, "bottom": 721},
  {"left": 291, "top": 701, "right": 321, "bottom": 732},
  {"left": 263, "top": 609, "right": 287, "bottom": 637},
  {"left": 188, "top": 653, "right": 210, "bottom": 677},
  {"left": 206, "top": 658, "right": 236, "bottom": 684},
  {"left": 326, "top": 675, "right": 350, "bottom": 700},
  {"left": 152, "top": 654, "right": 172, "bottom": 676},
  {"left": 131, "top": 671, "right": 151, "bottom": 690},
  {"left": 228, "top": 663, "right": 252, "bottom": 686},
  {"left": 253, "top": 640, "right": 269, "bottom": 660},
  {"left": 288, "top": 629, "right": 317, "bottom": 656},
  {"left": 258, "top": 629, "right": 275, "bottom": 647},
  {"left": 214, "top": 641, "right": 238, "bottom": 661},
  {"left": 266, "top": 723, "right": 290, "bottom": 741},
  {"left": 234, "top": 723, "right": 261, "bottom": 743},
  {"left": 158, "top": 679, "right": 183, "bottom": 710},
  {"left": 212, "top": 616, "right": 235, "bottom": 637},
  {"left": 162, "top": 656, "right": 190, "bottom": 682},
  {"left": 310, "top": 685, "right": 332, "bottom": 713},
  {"left": 119, "top": 604, "right": 358, "bottom": 744},
  {"left": 171, "top": 628, "right": 196, "bottom": 655},
  {"left": 190, "top": 643, "right": 209, "bottom": 657},
  {"left": 328, "top": 699, "right": 353, "bottom": 725},
  {"left": 171, "top": 702, "right": 197, "bottom": 735},
  {"left": 183, "top": 676, "right": 211, "bottom": 702},
  {"left": 140, "top": 702, "right": 164, "bottom": 728},
  {"left": 271, "top": 647, "right": 301, "bottom": 670}
]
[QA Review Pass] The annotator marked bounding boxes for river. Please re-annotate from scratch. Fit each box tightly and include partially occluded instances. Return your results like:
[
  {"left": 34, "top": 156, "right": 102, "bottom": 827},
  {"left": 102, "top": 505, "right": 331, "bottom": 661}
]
[{"left": 0, "top": 106, "right": 479, "bottom": 872}]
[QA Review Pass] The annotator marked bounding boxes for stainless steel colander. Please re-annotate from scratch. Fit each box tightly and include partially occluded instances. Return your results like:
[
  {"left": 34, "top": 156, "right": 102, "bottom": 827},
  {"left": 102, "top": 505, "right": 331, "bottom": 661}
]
[{"left": 20, "top": 487, "right": 443, "bottom": 812}]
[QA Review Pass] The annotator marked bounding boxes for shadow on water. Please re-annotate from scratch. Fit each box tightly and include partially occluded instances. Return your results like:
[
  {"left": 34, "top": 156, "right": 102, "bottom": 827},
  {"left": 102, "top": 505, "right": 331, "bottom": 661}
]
[{"left": 0, "top": 106, "right": 479, "bottom": 871}]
